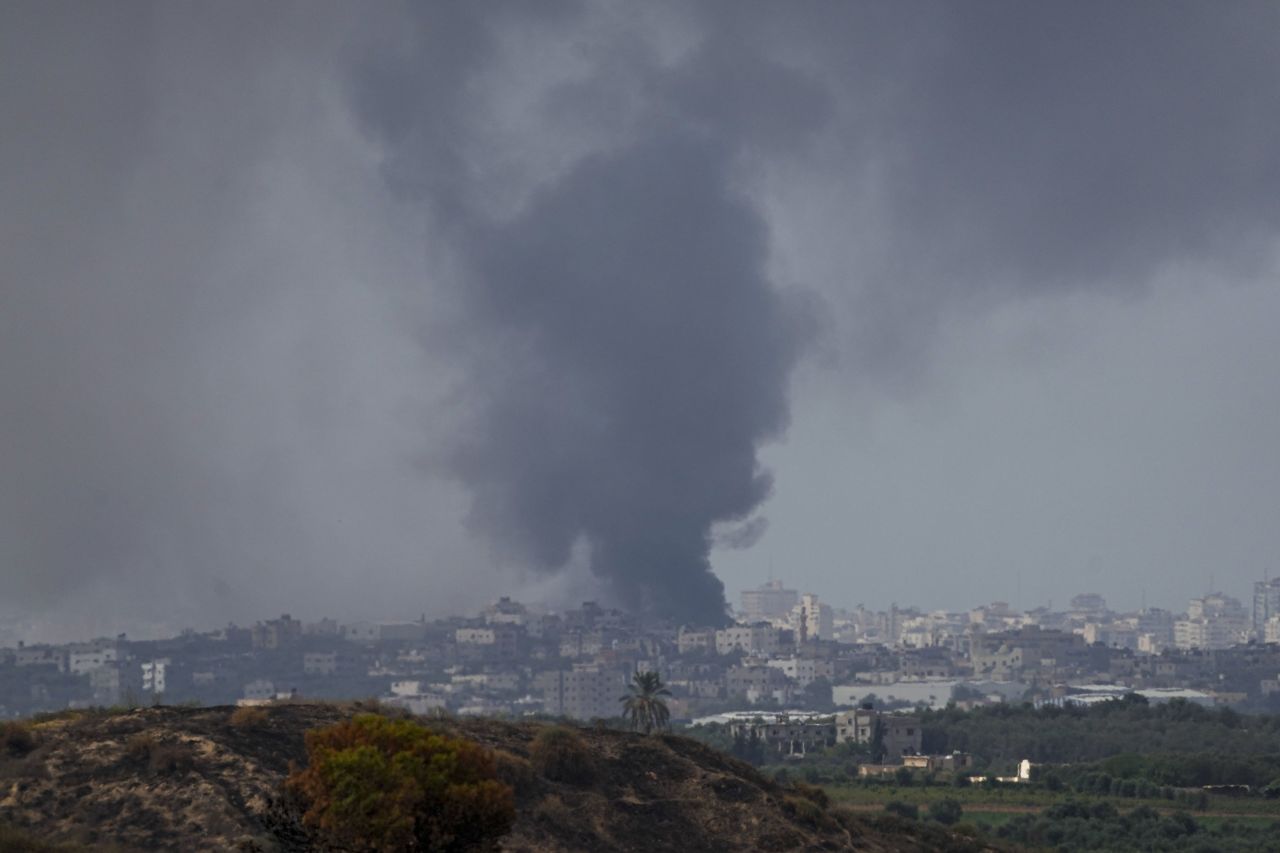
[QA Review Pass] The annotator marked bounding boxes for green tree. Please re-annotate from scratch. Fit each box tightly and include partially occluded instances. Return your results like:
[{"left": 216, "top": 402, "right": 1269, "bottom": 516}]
[{"left": 620, "top": 670, "right": 672, "bottom": 735}]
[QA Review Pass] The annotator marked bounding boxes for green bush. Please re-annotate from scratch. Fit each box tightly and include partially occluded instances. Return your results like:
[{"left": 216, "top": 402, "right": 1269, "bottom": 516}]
[
  {"left": 529, "top": 726, "right": 596, "bottom": 786},
  {"left": 791, "top": 780, "right": 830, "bottom": 809},
  {"left": 884, "top": 800, "right": 919, "bottom": 820},
  {"left": 928, "top": 798, "right": 963, "bottom": 826},
  {"left": 285, "top": 714, "right": 514, "bottom": 852}
]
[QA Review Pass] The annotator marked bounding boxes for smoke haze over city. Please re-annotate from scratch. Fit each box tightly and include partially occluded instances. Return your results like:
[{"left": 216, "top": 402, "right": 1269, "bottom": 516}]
[{"left": 2, "top": 2, "right": 1279, "bottom": 639}]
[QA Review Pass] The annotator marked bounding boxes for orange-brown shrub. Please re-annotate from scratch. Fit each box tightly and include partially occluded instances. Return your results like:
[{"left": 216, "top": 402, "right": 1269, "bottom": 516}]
[
  {"left": 229, "top": 706, "right": 269, "bottom": 728},
  {"left": 284, "top": 714, "right": 514, "bottom": 852},
  {"left": 492, "top": 749, "right": 538, "bottom": 798}
]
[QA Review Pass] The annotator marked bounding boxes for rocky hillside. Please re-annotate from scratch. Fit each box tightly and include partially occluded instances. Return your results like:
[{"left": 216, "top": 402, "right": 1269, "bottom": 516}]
[{"left": 0, "top": 704, "right": 992, "bottom": 851}]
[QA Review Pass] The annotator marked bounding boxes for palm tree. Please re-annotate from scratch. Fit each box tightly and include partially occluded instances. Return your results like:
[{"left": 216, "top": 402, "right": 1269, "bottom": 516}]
[{"left": 620, "top": 670, "right": 671, "bottom": 734}]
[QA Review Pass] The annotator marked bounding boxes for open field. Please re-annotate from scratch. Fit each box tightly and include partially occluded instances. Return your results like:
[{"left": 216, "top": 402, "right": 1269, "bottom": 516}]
[{"left": 825, "top": 782, "right": 1280, "bottom": 818}]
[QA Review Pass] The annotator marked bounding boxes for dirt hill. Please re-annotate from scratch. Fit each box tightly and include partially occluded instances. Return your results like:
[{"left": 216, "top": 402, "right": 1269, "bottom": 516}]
[{"left": 0, "top": 704, "right": 991, "bottom": 851}]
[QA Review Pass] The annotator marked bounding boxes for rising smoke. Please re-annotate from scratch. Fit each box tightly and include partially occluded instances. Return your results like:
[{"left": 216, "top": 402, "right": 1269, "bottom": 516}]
[{"left": 350, "top": 10, "right": 828, "bottom": 623}]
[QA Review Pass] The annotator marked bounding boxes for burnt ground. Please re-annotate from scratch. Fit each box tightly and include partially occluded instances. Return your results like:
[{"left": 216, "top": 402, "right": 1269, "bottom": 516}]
[{"left": 0, "top": 704, "right": 996, "bottom": 852}]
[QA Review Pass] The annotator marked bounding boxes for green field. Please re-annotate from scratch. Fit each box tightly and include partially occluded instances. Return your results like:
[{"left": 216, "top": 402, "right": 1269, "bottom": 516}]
[{"left": 824, "top": 783, "right": 1280, "bottom": 851}]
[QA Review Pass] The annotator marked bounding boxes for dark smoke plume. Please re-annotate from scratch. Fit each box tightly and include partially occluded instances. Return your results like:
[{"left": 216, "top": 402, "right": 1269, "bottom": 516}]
[
  {"left": 454, "top": 136, "right": 804, "bottom": 623},
  {"left": 351, "top": 13, "right": 824, "bottom": 623}
]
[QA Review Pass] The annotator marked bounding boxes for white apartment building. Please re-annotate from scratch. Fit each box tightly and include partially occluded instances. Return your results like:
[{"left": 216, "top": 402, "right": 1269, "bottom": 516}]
[
  {"left": 791, "top": 594, "right": 833, "bottom": 642},
  {"left": 141, "top": 659, "right": 168, "bottom": 694},
  {"left": 765, "top": 656, "right": 834, "bottom": 688},
  {"left": 1175, "top": 593, "right": 1249, "bottom": 650},
  {"left": 68, "top": 640, "right": 120, "bottom": 676},
  {"left": 715, "top": 623, "right": 781, "bottom": 656},
  {"left": 740, "top": 580, "right": 799, "bottom": 622},
  {"left": 456, "top": 627, "right": 496, "bottom": 645}
]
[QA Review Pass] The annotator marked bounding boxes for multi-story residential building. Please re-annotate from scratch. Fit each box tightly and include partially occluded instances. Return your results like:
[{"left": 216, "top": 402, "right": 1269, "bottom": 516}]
[
  {"left": 251, "top": 614, "right": 302, "bottom": 649},
  {"left": 970, "top": 626, "right": 1087, "bottom": 679},
  {"left": 1176, "top": 593, "right": 1249, "bottom": 650},
  {"left": 140, "top": 659, "right": 168, "bottom": 694},
  {"left": 740, "top": 580, "right": 799, "bottom": 622},
  {"left": 715, "top": 624, "right": 781, "bottom": 656},
  {"left": 68, "top": 639, "right": 120, "bottom": 676},
  {"left": 677, "top": 626, "right": 715, "bottom": 655},
  {"left": 1253, "top": 578, "right": 1280, "bottom": 639},
  {"left": 1069, "top": 593, "right": 1109, "bottom": 621},
  {"left": 455, "top": 627, "right": 496, "bottom": 646},
  {"left": 484, "top": 597, "right": 528, "bottom": 626},
  {"left": 835, "top": 709, "right": 922, "bottom": 759},
  {"left": 729, "top": 714, "right": 836, "bottom": 757},
  {"left": 89, "top": 662, "right": 140, "bottom": 706},
  {"left": 765, "top": 656, "right": 833, "bottom": 688},
  {"left": 724, "top": 664, "right": 792, "bottom": 703},
  {"left": 533, "top": 666, "right": 625, "bottom": 720},
  {"left": 792, "top": 594, "right": 834, "bottom": 643},
  {"left": 12, "top": 645, "right": 66, "bottom": 671}
]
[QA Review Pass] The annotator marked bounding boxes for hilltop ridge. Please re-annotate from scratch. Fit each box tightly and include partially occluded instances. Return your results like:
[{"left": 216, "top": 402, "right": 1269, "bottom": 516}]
[{"left": 0, "top": 703, "right": 991, "bottom": 851}]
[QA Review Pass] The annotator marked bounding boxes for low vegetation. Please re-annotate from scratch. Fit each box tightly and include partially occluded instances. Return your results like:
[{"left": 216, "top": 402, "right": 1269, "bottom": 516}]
[
  {"left": 284, "top": 713, "right": 515, "bottom": 852},
  {"left": 121, "top": 732, "right": 195, "bottom": 775},
  {"left": 528, "top": 724, "right": 597, "bottom": 785},
  {"left": 228, "top": 705, "right": 270, "bottom": 728},
  {"left": 992, "top": 800, "right": 1280, "bottom": 851},
  {"left": 0, "top": 721, "right": 35, "bottom": 757}
]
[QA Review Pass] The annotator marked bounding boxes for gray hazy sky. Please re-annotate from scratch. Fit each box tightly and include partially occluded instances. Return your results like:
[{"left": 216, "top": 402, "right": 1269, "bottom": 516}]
[{"left": 2, "top": 2, "right": 1278, "bottom": 638}]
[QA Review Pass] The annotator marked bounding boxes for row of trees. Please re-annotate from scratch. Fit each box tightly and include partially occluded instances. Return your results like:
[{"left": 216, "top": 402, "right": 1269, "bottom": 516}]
[{"left": 921, "top": 695, "right": 1280, "bottom": 773}]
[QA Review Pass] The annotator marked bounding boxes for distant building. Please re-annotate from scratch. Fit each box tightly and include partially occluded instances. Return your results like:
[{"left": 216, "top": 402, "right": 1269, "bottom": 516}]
[
  {"left": 791, "top": 594, "right": 833, "bottom": 643},
  {"left": 970, "top": 626, "right": 1087, "bottom": 678},
  {"left": 740, "top": 580, "right": 799, "bottom": 622},
  {"left": 677, "top": 626, "right": 716, "bottom": 655},
  {"left": 1254, "top": 578, "right": 1280, "bottom": 639},
  {"left": 715, "top": 624, "right": 781, "bottom": 656},
  {"left": 140, "top": 659, "right": 168, "bottom": 694},
  {"left": 902, "top": 753, "right": 973, "bottom": 773},
  {"left": 729, "top": 714, "right": 836, "bottom": 757},
  {"left": 1176, "top": 593, "right": 1249, "bottom": 650},
  {"left": 724, "top": 664, "right": 792, "bottom": 704},
  {"left": 1069, "top": 593, "right": 1108, "bottom": 618},
  {"left": 533, "top": 666, "right": 625, "bottom": 720},
  {"left": 765, "top": 656, "right": 833, "bottom": 688},
  {"left": 251, "top": 614, "right": 302, "bottom": 649},
  {"left": 243, "top": 679, "right": 276, "bottom": 701},
  {"left": 835, "top": 709, "right": 922, "bottom": 759},
  {"left": 67, "top": 639, "right": 120, "bottom": 676},
  {"left": 484, "top": 597, "right": 528, "bottom": 626}
]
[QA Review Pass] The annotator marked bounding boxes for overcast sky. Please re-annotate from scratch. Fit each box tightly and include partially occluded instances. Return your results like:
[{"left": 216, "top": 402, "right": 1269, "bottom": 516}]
[{"left": 2, "top": 2, "right": 1278, "bottom": 639}]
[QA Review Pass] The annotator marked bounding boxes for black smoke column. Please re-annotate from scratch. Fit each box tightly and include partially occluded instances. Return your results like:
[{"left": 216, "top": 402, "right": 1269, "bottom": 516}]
[{"left": 453, "top": 135, "right": 804, "bottom": 624}]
